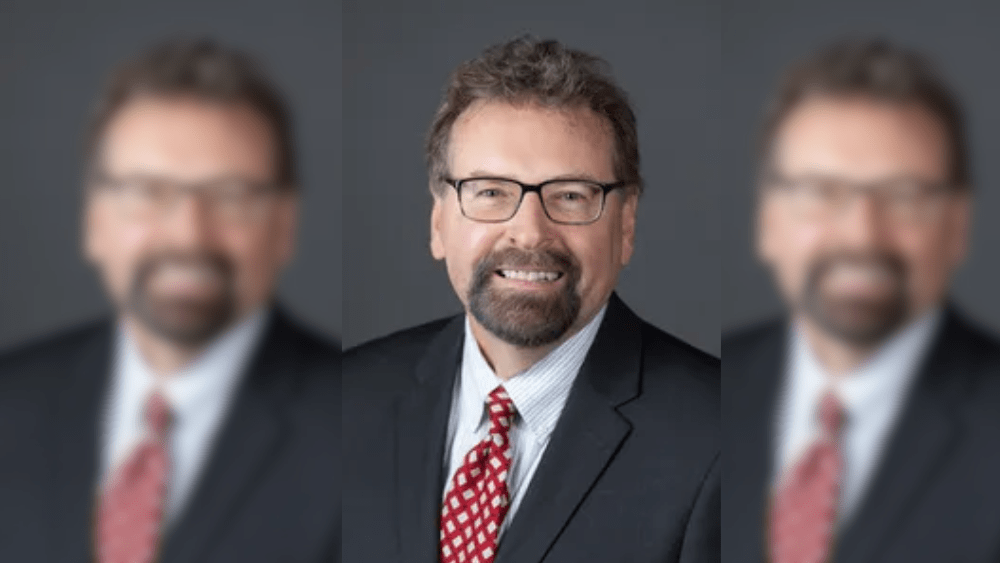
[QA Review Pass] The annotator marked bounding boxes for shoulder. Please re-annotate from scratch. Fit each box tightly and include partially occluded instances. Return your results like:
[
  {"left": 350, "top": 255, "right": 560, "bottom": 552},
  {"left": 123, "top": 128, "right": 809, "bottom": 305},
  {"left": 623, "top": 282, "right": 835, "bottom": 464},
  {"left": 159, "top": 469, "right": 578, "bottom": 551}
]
[
  {"left": 945, "top": 308, "right": 1000, "bottom": 360},
  {"left": 0, "top": 319, "right": 110, "bottom": 381}
]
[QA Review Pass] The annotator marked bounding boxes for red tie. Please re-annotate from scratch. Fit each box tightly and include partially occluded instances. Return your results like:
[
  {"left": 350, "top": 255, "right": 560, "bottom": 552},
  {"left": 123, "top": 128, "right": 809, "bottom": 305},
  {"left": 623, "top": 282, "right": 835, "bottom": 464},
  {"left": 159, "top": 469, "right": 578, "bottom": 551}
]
[
  {"left": 769, "top": 391, "right": 845, "bottom": 563},
  {"left": 96, "top": 391, "right": 173, "bottom": 563},
  {"left": 440, "top": 386, "right": 516, "bottom": 563}
]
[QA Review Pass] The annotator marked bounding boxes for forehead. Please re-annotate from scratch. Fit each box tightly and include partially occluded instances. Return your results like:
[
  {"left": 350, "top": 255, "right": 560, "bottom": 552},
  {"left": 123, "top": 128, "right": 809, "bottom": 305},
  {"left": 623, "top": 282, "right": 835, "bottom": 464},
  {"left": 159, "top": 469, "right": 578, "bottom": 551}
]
[
  {"left": 772, "top": 95, "right": 950, "bottom": 183},
  {"left": 98, "top": 95, "right": 277, "bottom": 182},
  {"left": 448, "top": 100, "right": 615, "bottom": 182}
]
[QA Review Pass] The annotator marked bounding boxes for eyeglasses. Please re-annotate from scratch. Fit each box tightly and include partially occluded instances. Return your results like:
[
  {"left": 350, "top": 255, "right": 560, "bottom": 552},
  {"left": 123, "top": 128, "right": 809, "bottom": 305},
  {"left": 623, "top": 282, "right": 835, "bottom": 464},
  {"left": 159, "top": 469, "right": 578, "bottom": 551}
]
[
  {"left": 444, "top": 176, "right": 628, "bottom": 225},
  {"left": 88, "top": 172, "right": 287, "bottom": 224},
  {"left": 763, "top": 174, "right": 958, "bottom": 224}
]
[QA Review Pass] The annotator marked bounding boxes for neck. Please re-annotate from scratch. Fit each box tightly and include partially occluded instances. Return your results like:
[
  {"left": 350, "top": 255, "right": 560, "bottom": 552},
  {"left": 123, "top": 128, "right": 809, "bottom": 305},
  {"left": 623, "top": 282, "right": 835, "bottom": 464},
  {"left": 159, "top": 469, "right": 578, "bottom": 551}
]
[
  {"left": 468, "top": 313, "right": 593, "bottom": 381},
  {"left": 797, "top": 318, "right": 879, "bottom": 376},
  {"left": 124, "top": 315, "right": 209, "bottom": 376}
]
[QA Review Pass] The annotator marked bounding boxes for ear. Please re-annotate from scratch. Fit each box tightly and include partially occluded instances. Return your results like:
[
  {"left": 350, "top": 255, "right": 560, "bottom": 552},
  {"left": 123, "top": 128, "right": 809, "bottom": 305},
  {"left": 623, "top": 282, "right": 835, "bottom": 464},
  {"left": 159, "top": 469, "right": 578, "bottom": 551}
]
[
  {"left": 947, "top": 192, "right": 972, "bottom": 267},
  {"left": 276, "top": 194, "right": 300, "bottom": 267},
  {"left": 430, "top": 193, "right": 446, "bottom": 260},
  {"left": 756, "top": 196, "right": 776, "bottom": 265},
  {"left": 619, "top": 191, "right": 638, "bottom": 266},
  {"left": 82, "top": 197, "right": 103, "bottom": 265}
]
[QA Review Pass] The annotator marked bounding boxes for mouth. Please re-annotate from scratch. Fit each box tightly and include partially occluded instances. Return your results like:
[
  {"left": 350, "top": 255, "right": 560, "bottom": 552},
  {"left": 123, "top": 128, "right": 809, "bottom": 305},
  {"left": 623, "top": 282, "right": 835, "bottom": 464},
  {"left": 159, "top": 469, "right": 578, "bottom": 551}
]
[
  {"left": 148, "top": 263, "right": 224, "bottom": 296},
  {"left": 496, "top": 269, "right": 564, "bottom": 283},
  {"left": 821, "top": 262, "right": 895, "bottom": 296}
]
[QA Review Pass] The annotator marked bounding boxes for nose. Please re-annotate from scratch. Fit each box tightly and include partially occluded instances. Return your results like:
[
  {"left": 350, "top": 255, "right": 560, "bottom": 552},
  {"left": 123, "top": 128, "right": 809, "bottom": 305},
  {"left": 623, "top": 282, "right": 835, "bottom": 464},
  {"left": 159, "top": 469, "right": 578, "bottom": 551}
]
[
  {"left": 833, "top": 191, "right": 890, "bottom": 251},
  {"left": 160, "top": 192, "right": 214, "bottom": 251},
  {"left": 506, "top": 192, "right": 554, "bottom": 249}
]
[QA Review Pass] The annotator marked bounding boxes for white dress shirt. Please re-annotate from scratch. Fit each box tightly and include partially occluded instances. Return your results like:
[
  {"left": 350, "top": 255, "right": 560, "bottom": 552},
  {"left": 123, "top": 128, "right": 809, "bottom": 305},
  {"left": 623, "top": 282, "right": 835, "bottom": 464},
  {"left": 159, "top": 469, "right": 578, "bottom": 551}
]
[
  {"left": 773, "top": 308, "right": 942, "bottom": 523},
  {"left": 442, "top": 305, "right": 607, "bottom": 537},
  {"left": 100, "top": 308, "right": 268, "bottom": 523}
]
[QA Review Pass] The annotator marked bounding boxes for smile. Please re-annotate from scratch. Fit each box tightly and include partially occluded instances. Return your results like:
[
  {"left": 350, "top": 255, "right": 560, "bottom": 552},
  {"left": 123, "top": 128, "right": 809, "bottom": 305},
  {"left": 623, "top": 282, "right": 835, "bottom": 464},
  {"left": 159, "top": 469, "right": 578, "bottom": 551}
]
[{"left": 497, "top": 269, "right": 563, "bottom": 282}]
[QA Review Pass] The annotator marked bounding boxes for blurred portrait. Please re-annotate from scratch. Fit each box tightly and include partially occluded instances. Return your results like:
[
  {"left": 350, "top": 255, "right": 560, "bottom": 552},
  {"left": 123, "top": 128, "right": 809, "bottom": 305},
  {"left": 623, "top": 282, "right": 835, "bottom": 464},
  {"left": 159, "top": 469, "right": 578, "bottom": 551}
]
[
  {"left": 723, "top": 32, "right": 1000, "bottom": 563},
  {"left": 0, "top": 3, "right": 341, "bottom": 562}
]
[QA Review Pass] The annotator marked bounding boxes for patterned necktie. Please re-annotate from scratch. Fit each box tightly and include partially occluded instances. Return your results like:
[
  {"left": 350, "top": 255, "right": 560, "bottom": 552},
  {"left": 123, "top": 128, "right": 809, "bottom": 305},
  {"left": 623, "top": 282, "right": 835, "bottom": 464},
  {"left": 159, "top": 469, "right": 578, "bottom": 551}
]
[
  {"left": 769, "top": 390, "right": 845, "bottom": 563},
  {"left": 440, "top": 386, "right": 517, "bottom": 563},
  {"left": 96, "top": 391, "right": 173, "bottom": 563}
]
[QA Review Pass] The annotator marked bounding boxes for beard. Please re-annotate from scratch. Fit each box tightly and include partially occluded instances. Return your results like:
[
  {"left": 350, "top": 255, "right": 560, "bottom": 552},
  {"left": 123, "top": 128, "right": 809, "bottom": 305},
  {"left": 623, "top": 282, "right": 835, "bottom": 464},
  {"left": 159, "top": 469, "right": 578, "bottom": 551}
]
[
  {"left": 127, "top": 250, "right": 237, "bottom": 347},
  {"left": 800, "top": 250, "right": 909, "bottom": 347},
  {"left": 467, "top": 247, "right": 582, "bottom": 348}
]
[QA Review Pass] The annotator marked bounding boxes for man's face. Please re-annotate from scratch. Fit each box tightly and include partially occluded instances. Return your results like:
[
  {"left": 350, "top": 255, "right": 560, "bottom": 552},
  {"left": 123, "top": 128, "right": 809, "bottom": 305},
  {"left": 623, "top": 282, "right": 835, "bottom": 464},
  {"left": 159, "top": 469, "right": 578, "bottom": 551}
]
[
  {"left": 431, "top": 101, "right": 637, "bottom": 348},
  {"left": 84, "top": 96, "right": 298, "bottom": 345},
  {"left": 758, "top": 95, "right": 970, "bottom": 345}
]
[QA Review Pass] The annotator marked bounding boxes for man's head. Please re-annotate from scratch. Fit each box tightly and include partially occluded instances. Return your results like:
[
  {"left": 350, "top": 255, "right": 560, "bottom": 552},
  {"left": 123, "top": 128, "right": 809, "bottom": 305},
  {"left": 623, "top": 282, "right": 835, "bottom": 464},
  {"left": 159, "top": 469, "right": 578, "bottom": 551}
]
[
  {"left": 427, "top": 37, "right": 641, "bottom": 348},
  {"left": 83, "top": 39, "right": 299, "bottom": 347},
  {"left": 756, "top": 38, "right": 971, "bottom": 346}
]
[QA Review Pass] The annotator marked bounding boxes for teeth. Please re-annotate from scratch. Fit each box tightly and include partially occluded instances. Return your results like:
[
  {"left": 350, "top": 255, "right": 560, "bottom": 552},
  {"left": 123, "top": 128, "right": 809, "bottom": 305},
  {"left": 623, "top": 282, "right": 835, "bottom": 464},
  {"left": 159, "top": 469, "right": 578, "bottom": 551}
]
[
  {"left": 156, "top": 264, "right": 219, "bottom": 285},
  {"left": 500, "top": 270, "right": 560, "bottom": 282},
  {"left": 828, "top": 264, "right": 889, "bottom": 285}
]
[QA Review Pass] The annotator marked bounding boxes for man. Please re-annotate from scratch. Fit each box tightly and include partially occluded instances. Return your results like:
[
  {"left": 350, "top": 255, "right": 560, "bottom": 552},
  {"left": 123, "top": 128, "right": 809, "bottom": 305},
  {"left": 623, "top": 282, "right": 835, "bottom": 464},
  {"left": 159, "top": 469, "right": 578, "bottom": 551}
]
[
  {"left": 0, "top": 40, "right": 340, "bottom": 563},
  {"left": 724, "top": 39, "right": 1000, "bottom": 563},
  {"left": 343, "top": 37, "right": 720, "bottom": 563}
]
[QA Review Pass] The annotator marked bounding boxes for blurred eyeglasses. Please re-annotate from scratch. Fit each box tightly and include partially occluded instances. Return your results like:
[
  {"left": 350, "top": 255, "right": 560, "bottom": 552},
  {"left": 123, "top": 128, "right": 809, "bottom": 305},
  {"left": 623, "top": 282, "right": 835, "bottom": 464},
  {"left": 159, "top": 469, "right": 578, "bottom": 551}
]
[
  {"left": 88, "top": 172, "right": 288, "bottom": 224},
  {"left": 763, "top": 173, "right": 958, "bottom": 224},
  {"left": 444, "top": 176, "right": 628, "bottom": 225}
]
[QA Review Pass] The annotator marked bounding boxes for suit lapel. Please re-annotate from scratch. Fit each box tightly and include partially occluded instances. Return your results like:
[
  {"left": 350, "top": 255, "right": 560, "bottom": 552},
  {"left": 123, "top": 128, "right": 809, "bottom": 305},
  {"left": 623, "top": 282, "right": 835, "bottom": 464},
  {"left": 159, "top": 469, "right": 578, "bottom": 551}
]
[
  {"left": 496, "top": 294, "right": 640, "bottom": 563},
  {"left": 724, "top": 322, "right": 786, "bottom": 563},
  {"left": 395, "top": 316, "right": 465, "bottom": 562},
  {"left": 834, "top": 310, "right": 969, "bottom": 563},
  {"left": 159, "top": 310, "right": 298, "bottom": 563},
  {"left": 51, "top": 323, "right": 114, "bottom": 563}
]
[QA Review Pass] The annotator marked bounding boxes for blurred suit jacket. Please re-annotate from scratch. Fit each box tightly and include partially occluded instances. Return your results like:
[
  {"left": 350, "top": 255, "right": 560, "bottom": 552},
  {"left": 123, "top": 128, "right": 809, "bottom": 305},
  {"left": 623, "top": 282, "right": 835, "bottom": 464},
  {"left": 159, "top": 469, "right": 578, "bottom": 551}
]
[
  {"left": 343, "top": 293, "right": 720, "bottom": 563},
  {"left": 0, "top": 307, "right": 341, "bottom": 563},
  {"left": 723, "top": 306, "right": 1000, "bottom": 563}
]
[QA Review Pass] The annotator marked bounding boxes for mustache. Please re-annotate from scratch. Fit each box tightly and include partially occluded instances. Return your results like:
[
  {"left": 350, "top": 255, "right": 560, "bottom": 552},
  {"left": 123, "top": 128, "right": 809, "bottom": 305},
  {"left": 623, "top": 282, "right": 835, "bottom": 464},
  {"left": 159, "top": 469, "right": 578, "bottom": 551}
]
[
  {"left": 131, "top": 250, "right": 234, "bottom": 293},
  {"left": 475, "top": 247, "right": 577, "bottom": 276},
  {"left": 805, "top": 251, "right": 907, "bottom": 289}
]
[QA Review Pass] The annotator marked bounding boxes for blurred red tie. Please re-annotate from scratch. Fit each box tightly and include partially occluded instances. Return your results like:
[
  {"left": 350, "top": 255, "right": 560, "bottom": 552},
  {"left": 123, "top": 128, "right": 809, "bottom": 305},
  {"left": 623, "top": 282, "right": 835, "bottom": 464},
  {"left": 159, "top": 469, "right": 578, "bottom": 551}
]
[
  {"left": 769, "top": 391, "right": 845, "bottom": 563},
  {"left": 96, "top": 391, "right": 172, "bottom": 563}
]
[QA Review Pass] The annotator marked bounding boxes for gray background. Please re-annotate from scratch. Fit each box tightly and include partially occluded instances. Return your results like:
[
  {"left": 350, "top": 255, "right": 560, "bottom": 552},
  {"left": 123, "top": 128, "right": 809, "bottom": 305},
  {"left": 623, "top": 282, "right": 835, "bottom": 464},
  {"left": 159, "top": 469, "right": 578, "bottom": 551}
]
[
  {"left": 343, "top": 0, "right": 721, "bottom": 355},
  {"left": 723, "top": 0, "right": 1000, "bottom": 334},
  {"left": 0, "top": 0, "right": 342, "bottom": 350}
]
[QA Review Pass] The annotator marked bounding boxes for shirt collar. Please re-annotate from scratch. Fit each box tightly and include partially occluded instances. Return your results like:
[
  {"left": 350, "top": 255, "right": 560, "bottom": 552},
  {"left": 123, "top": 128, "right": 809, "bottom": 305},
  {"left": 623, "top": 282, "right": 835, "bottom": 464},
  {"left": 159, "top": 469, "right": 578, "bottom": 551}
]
[
  {"left": 459, "top": 304, "right": 608, "bottom": 440},
  {"left": 115, "top": 307, "right": 269, "bottom": 427},
  {"left": 789, "top": 306, "right": 943, "bottom": 422}
]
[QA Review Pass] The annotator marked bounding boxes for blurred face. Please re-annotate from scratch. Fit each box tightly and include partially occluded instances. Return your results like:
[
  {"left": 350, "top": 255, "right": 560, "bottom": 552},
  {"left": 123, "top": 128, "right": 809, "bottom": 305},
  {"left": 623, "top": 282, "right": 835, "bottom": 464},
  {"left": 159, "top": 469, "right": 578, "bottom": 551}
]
[
  {"left": 84, "top": 96, "right": 297, "bottom": 346},
  {"left": 431, "top": 101, "right": 637, "bottom": 348},
  {"left": 758, "top": 95, "right": 969, "bottom": 345}
]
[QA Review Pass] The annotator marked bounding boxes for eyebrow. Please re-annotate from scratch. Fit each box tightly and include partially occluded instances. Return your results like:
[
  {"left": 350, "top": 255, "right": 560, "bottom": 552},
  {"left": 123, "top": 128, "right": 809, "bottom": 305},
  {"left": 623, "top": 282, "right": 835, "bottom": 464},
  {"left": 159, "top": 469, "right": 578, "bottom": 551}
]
[{"left": 462, "top": 170, "right": 609, "bottom": 183}]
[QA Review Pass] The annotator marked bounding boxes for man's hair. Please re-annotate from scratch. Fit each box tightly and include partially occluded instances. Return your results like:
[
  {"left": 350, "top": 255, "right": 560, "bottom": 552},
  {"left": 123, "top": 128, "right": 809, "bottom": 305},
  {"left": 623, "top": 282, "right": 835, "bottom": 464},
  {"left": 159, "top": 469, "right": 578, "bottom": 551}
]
[
  {"left": 426, "top": 35, "right": 642, "bottom": 194},
  {"left": 84, "top": 38, "right": 297, "bottom": 188},
  {"left": 759, "top": 37, "right": 969, "bottom": 188}
]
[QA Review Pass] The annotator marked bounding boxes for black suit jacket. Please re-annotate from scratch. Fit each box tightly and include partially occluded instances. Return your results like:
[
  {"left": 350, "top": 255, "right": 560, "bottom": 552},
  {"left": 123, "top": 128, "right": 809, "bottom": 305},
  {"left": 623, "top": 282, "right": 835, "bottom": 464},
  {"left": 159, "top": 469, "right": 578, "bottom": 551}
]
[
  {"left": 0, "top": 307, "right": 341, "bottom": 563},
  {"left": 343, "top": 293, "right": 720, "bottom": 563},
  {"left": 723, "top": 307, "right": 1000, "bottom": 563}
]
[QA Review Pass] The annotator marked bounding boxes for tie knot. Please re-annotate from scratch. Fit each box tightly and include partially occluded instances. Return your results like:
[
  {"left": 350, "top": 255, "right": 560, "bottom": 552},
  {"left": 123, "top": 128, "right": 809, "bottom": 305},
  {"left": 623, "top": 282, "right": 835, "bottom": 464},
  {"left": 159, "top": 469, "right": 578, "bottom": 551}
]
[
  {"left": 817, "top": 391, "right": 844, "bottom": 437},
  {"left": 145, "top": 391, "right": 172, "bottom": 439},
  {"left": 486, "top": 386, "right": 516, "bottom": 429}
]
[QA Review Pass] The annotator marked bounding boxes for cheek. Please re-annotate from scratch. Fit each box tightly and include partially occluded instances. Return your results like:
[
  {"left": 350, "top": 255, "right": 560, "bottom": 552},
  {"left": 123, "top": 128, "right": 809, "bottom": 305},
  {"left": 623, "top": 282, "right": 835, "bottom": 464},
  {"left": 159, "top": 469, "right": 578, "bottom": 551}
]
[
  {"left": 567, "top": 227, "right": 620, "bottom": 295},
  {"left": 765, "top": 214, "right": 827, "bottom": 294},
  {"left": 216, "top": 221, "right": 286, "bottom": 296},
  {"left": 88, "top": 207, "right": 156, "bottom": 295},
  {"left": 442, "top": 220, "right": 497, "bottom": 298},
  {"left": 894, "top": 225, "right": 954, "bottom": 294}
]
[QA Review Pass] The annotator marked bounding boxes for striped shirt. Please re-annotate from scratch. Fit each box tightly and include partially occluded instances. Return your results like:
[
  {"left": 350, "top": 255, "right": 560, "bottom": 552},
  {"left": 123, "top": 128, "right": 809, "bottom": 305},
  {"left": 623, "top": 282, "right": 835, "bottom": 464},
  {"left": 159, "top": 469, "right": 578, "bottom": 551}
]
[{"left": 442, "top": 304, "right": 608, "bottom": 537}]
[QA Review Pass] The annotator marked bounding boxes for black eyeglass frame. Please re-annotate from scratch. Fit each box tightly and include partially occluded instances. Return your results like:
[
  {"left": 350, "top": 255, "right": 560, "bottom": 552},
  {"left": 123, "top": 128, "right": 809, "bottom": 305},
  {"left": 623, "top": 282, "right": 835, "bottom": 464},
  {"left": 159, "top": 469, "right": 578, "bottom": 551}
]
[{"left": 442, "top": 176, "right": 629, "bottom": 225}]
